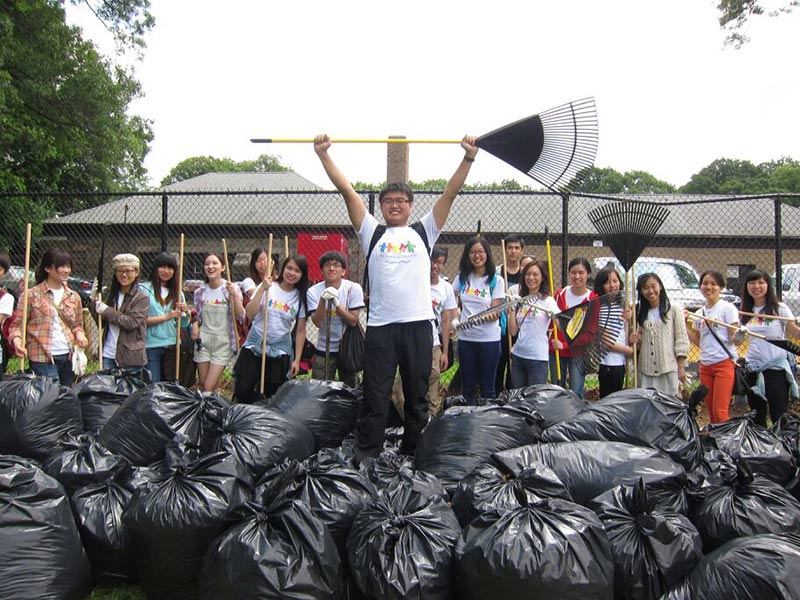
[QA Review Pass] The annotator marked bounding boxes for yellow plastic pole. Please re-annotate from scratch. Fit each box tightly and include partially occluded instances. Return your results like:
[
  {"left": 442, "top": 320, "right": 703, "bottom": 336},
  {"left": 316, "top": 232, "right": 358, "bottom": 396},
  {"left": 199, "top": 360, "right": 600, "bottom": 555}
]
[
  {"left": 222, "top": 238, "right": 239, "bottom": 353},
  {"left": 260, "top": 234, "right": 274, "bottom": 395},
  {"left": 251, "top": 138, "right": 461, "bottom": 144},
  {"left": 175, "top": 233, "right": 185, "bottom": 381},
  {"left": 545, "top": 232, "right": 561, "bottom": 382}
]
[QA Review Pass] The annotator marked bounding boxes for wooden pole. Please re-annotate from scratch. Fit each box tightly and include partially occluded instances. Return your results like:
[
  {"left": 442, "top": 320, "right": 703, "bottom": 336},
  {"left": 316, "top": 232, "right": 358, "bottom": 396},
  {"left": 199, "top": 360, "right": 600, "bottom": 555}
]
[
  {"left": 545, "top": 229, "right": 561, "bottom": 382},
  {"left": 501, "top": 239, "right": 513, "bottom": 379},
  {"left": 260, "top": 234, "right": 274, "bottom": 395},
  {"left": 175, "top": 233, "right": 184, "bottom": 381},
  {"left": 222, "top": 238, "right": 239, "bottom": 353},
  {"left": 324, "top": 299, "right": 332, "bottom": 380},
  {"left": 284, "top": 236, "right": 289, "bottom": 263},
  {"left": 738, "top": 310, "right": 795, "bottom": 322},
  {"left": 630, "top": 265, "right": 638, "bottom": 387},
  {"left": 18, "top": 223, "right": 32, "bottom": 373}
]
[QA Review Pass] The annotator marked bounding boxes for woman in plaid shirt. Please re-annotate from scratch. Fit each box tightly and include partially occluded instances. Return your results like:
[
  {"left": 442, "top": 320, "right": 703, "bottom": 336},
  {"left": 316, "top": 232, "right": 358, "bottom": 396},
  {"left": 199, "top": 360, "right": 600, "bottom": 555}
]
[{"left": 9, "top": 248, "right": 88, "bottom": 385}]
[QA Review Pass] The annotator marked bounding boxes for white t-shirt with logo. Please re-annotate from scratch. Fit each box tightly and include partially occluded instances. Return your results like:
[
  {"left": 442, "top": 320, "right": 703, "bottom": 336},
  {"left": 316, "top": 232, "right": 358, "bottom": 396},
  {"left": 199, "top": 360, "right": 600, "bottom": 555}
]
[
  {"left": 307, "top": 279, "right": 365, "bottom": 352},
  {"left": 453, "top": 272, "right": 506, "bottom": 343},
  {"left": 511, "top": 294, "right": 559, "bottom": 361},
  {"left": 430, "top": 278, "right": 457, "bottom": 347},
  {"left": 248, "top": 282, "right": 307, "bottom": 348},
  {"left": 744, "top": 303, "right": 795, "bottom": 367},
  {"left": 693, "top": 300, "right": 739, "bottom": 365},
  {"left": 357, "top": 211, "right": 440, "bottom": 327}
]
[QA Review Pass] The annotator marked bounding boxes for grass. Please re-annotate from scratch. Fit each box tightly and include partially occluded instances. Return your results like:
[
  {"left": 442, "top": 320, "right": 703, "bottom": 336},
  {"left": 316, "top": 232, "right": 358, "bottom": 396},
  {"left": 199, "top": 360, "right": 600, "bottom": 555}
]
[{"left": 87, "top": 586, "right": 145, "bottom": 600}]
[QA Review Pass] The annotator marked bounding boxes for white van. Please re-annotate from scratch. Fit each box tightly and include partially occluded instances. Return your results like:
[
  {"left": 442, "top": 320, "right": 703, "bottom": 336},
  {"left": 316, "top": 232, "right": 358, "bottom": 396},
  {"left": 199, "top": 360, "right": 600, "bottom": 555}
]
[{"left": 774, "top": 264, "right": 800, "bottom": 315}]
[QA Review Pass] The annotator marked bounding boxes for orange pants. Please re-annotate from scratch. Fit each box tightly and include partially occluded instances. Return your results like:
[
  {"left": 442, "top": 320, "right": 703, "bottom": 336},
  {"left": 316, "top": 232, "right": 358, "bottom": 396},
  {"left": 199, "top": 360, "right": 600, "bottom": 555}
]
[{"left": 699, "top": 359, "right": 734, "bottom": 424}]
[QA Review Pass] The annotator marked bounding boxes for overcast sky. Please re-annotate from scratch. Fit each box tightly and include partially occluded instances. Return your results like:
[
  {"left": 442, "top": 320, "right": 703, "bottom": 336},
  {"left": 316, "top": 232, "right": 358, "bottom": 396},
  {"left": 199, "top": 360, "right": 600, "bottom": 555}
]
[{"left": 66, "top": 1, "right": 800, "bottom": 190}]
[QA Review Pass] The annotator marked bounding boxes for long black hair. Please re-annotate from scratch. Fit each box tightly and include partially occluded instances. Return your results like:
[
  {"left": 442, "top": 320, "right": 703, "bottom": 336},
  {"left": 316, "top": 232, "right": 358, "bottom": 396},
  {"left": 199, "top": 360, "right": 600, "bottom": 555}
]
[
  {"left": 277, "top": 254, "right": 310, "bottom": 315},
  {"left": 636, "top": 272, "right": 671, "bottom": 325},
  {"left": 148, "top": 252, "right": 179, "bottom": 306},
  {"left": 35, "top": 248, "right": 73, "bottom": 285},
  {"left": 248, "top": 247, "right": 266, "bottom": 282},
  {"left": 518, "top": 261, "right": 550, "bottom": 297},
  {"left": 740, "top": 268, "right": 780, "bottom": 323},
  {"left": 458, "top": 236, "right": 495, "bottom": 285}
]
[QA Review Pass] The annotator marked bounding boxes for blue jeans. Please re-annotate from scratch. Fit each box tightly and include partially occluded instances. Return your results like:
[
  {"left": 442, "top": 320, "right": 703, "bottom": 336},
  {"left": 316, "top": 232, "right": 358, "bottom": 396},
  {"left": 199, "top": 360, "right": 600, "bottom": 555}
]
[
  {"left": 30, "top": 354, "right": 74, "bottom": 386},
  {"left": 103, "top": 357, "right": 119, "bottom": 371},
  {"left": 549, "top": 354, "right": 587, "bottom": 398},
  {"left": 510, "top": 356, "right": 549, "bottom": 388},
  {"left": 146, "top": 346, "right": 167, "bottom": 383},
  {"left": 459, "top": 339, "right": 501, "bottom": 400}
]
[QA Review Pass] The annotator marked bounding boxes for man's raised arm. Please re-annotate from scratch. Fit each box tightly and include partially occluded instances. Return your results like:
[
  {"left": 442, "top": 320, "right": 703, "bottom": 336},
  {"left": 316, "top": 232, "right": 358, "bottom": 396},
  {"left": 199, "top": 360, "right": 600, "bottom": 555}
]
[
  {"left": 314, "top": 134, "right": 366, "bottom": 231},
  {"left": 431, "top": 135, "right": 479, "bottom": 230}
]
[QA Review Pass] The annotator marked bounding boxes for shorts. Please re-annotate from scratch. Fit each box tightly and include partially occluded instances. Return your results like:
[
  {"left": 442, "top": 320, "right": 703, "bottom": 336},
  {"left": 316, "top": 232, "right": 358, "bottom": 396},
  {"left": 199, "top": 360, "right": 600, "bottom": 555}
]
[{"left": 194, "top": 334, "right": 233, "bottom": 366}]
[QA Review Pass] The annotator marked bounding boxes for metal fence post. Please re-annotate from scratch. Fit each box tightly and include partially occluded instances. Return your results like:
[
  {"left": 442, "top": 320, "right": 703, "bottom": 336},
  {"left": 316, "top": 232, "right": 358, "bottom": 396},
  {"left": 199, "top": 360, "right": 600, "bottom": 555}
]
[
  {"left": 161, "top": 194, "right": 169, "bottom": 252},
  {"left": 775, "top": 195, "right": 783, "bottom": 298},
  {"left": 561, "top": 192, "right": 569, "bottom": 285},
  {"left": 368, "top": 192, "right": 375, "bottom": 217}
]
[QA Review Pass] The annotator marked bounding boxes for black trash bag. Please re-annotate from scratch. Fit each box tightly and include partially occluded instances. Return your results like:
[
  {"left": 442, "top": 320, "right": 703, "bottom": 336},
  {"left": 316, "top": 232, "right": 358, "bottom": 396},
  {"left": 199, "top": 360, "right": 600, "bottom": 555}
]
[
  {"left": 452, "top": 458, "right": 572, "bottom": 527},
  {"left": 773, "top": 412, "right": 800, "bottom": 460},
  {"left": 500, "top": 383, "right": 588, "bottom": 428},
  {"left": 0, "top": 374, "right": 83, "bottom": 460},
  {"left": 348, "top": 483, "right": 461, "bottom": 600},
  {"left": 662, "top": 532, "right": 800, "bottom": 599},
  {"left": 0, "top": 455, "right": 91, "bottom": 600},
  {"left": 74, "top": 367, "right": 151, "bottom": 433},
  {"left": 255, "top": 452, "right": 376, "bottom": 556},
  {"left": 123, "top": 443, "right": 253, "bottom": 600},
  {"left": 201, "top": 498, "right": 342, "bottom": 600},
  {"left": 362, "top": 449, "right": 449, "bottom": 501},
  {"left": 264, "top": 378, "right": 362, "bottom": 449},
  {"left": 705, "top": 413, "right": 796, "bottom": 485},
  {"left": 688, "top": 459, "right": 800, "bottom": 552},
  {"left": 494, "top": 441, "right": 688, "bottom": 512},
  {"left": 589, "top": 479, "right": 702, "bottom": 600},
  {"left": 98, "top": 382, "right": 229, "bottom": 466},
  {"left": 414, "top": 404, "right": 543, "bottom": 494},
  {"left": 71, "top": 465, "right": 139, "bottom": 585},
  {"left": 542, "top": 388, "right": 702, "bottom": 470},
  {"left": 455, "top": 497, "right": 614, "bottom": 600},
  {"left": 42, "top": 432, "right": 126, "bottom": 495},
  {"left": 441, "top": 395, "right": 499, "bottom": 412},
  {"left": 208, "top": 403, "right": 316, "bottom": 479}
]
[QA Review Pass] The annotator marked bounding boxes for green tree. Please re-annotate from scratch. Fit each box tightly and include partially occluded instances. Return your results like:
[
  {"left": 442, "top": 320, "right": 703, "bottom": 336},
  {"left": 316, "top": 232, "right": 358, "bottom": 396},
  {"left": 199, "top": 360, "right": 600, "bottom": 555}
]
[
  {"left": 160, "top": 154, "right": 291, "bottom": 186},
  {"left": 679, "top": 157, "right": 800, "bottom": 194},
  {"left": 718, "top": 0, "right": 798, "bottom": 46},
  {"left": 572, "top": 167, "right": 676, "bottom": 194},
  {"left": 67, "top": 0, "right": 154, "bottom": 53}
]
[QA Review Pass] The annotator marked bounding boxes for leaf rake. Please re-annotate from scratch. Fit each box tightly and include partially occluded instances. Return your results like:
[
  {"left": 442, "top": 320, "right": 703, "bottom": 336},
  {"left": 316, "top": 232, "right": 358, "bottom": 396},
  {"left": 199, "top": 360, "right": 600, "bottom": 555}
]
[{"left": 587, "top": 200, "right": 670, "bottom": 271}]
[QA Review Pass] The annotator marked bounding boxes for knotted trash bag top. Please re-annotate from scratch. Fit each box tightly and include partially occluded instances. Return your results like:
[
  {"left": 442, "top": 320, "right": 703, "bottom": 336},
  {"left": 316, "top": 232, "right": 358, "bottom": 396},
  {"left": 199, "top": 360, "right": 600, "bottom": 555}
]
[
  {"left": 43, "top": 432, "right": 126, "bottom": 495},
  {"left": 208, "top": 403, "right": 315, "bottom": 479},
  {"left": 494, "top": 441, "right": 688, "bottom": 513},
  {"left": 348, "top": 482, "right": 461, "bottom": 600},
  {"left": 589, "top": 479, "right": 702, "bottom": 600},
  {"left": 362, "top": 448, "right": 449, "bottom": 502},
  {"left": 542, "top": 387, "right": 702, "bottom": 470},
  {"left": 500, "top": 383, "right": 588, "bottom": 428},
  {"left": 441, "top": 394, "right": 500, "bottom": 412},
  {"left": 455, "top": 496, "right": 614, "bottom": 600},
  {"left": 201, "top": 498, "right": 342, "bottom": 600},
  {"left": 71, "top": 464, "right": 141, "bottom": 586},
  {"left": 705, "top": 412, "right": 796, "bottom": 485},
  {"left": 123, "top": 441, "right": 253, "bottom": 600},
  {"left": 662, "top": 532, "right": 800, "bottom": 599},
  {"left": 414, "top": 404, "right": 543, "bottom": 494},
  {"left": 688, "top": 459, "right": 800, "bottom": 552},
  {"left": 0, "top": 374, "right": 83, "bottom": 461},
  {"left": 0, "top": 455, "right": 91, "bottom": 600},
  {"left": 74, "top": 367, "right": 152, "bottom": 433},
  {"left": 452, "top": 458, "right": 572, "bottom": 527},
  {"left": 98, "top": 382, "right": 229, "bottom": 466},
  {"left": 255, "top": 451, "right": 376, "bottom": 555},
  {"left": 264, "top": 378, "right": 362, "bottom": 450}
]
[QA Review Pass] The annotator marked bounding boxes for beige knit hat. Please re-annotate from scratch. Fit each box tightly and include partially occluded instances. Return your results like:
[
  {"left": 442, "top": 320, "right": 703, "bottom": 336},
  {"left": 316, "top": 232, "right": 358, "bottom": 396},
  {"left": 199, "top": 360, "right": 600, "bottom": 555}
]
[{"left": 111, "top": 253, "right": 140, "bottom": 271}]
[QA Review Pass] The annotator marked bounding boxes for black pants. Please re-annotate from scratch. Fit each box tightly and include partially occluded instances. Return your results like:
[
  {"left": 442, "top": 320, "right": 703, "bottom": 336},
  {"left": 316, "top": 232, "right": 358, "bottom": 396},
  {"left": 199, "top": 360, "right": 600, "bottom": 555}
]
[
  {"left": 495, "top": 334, "right": 517, "bottom": 394},
  {"left": 746, "top": 368, "right": 790, "bottom": 427},
  {"left": 358, "top": 320, "right": 432, "bottom": 459},
  {"left": 233, "top": 347, "right": 290, "bottom": 404},
  {"left": 598, "top": 364, "right": 625, "bottom": 398}
]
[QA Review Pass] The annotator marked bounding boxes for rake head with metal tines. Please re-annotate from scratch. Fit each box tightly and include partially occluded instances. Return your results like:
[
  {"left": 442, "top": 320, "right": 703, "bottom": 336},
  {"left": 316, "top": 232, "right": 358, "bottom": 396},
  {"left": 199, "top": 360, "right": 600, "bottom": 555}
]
[
  {"left": 587, "top": 201, "right": 671, "bottom": 271},
  {"left": 456, "top": 295, "right": 542, "bottom": 334}
]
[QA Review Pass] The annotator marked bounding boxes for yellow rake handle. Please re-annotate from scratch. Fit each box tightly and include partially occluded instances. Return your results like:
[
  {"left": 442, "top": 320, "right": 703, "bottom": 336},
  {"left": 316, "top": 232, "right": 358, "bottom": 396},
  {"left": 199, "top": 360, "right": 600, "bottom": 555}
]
[{"left": 251, "top": 138, "right": 461, "bottom": 144}]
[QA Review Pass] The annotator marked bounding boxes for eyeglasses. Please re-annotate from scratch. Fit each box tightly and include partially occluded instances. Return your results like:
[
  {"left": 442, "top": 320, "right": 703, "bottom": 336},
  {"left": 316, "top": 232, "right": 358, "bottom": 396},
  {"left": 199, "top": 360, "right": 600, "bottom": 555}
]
[
  {"left": 469, "top": 250, "right": 487, "bottom": 256},
  {"left": 116, "top": 268, "right": 138, "bottom": 276},
  {"left": 381, "top": 198, "right": 412, "bottom": 206}
]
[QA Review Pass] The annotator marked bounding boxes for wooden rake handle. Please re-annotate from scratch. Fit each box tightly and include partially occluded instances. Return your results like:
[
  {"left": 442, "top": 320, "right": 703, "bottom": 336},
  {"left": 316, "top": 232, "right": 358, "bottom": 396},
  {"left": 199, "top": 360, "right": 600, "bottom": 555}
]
[
  {"left": 687, "top": 312, "right": 767, "bottom": 340},
  {"left": 739, "top": 310, "right": 797, "bottom": 323}
]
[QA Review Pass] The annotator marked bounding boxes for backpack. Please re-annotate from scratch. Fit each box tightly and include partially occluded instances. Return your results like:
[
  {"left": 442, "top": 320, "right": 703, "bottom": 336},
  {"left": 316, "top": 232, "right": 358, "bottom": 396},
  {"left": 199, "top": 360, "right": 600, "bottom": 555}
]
[
  {"left": 363, "top": 221, "right": 431, "bottom": 298},
  {"left": 458, "top": 272, "right": 507, "bottom": 334}
]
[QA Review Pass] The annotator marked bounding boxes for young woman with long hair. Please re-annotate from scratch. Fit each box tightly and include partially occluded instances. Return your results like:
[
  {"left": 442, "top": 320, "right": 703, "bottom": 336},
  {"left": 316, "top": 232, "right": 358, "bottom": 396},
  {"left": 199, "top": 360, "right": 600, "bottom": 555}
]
[
  {"left": 191, "top": 253, "right": 245, "bottom": 392},
  {"left": 234, "top": 254, "right": 309, "bottom": 403},
  {"left": 506, "top": 260, "right": 560, "bottom": 387},
  {"left": 452, "top": 236, "right": 505, "bottom": 401},
  {"left": 593, "top": 267, "right": 633, "bottom": 398},
  {"left": 95, "top": 254, "right": 150, "bottom": 370},
  {"left": 140, "top": 252, "right": 189, "bottom": 382},
  {"left": 631, "top": 272, "right": 690, "bottom": 396},
  {"left": 549, "top": 257, "right": 598, "bottom": 397},
  {"left": 734, "top": 268, "right": 800, "bottom": 426},
  {"left": 9, "top": 248, "right": 88, "bottom": 385},
  {"left": 686, "top": 270, "right": 739, "bottom": 423}
]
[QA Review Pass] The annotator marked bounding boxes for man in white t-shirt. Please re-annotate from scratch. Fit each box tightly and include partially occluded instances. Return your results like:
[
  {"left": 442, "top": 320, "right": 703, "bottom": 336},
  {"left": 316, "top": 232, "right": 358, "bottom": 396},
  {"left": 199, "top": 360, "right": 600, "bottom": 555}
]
[
  {"left": 306, "top": 250, "right": 365, "bottom": 387},
  {"left": 314, "top": 133, "right": 478, "bottom": 460}
]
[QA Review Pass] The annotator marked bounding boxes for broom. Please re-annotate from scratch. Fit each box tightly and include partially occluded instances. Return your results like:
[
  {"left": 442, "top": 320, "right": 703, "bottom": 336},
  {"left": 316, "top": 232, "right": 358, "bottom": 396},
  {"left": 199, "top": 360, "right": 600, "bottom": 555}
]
[{"left": 251, "top": 97, "right": 599, "bottom": 192}]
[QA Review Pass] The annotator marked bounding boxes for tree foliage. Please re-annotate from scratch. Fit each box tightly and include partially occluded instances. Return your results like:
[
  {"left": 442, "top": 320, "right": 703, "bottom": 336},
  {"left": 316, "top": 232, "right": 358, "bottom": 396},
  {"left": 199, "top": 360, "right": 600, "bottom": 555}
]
[
  {"left": 67, "top": 0, "right": 155, "bottom": 53},
  {"left": 718, "top": 0, "right": 799, "bottom": 46},
  {"left": 160, "top": 154, "right": 291, "bottom": 186},
  {"left": 571, "top": 167, "right": 677, "bottom": 194},
  {"left": 679, "top": 157, "right": 800, "bottom": 194}
]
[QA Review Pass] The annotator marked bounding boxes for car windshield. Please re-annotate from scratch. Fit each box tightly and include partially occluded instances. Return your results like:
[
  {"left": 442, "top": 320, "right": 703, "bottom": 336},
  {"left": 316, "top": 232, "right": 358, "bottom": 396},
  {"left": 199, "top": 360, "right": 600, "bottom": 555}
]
[{"left": 635, "top": 261, "right": 699, "bottom": 290}]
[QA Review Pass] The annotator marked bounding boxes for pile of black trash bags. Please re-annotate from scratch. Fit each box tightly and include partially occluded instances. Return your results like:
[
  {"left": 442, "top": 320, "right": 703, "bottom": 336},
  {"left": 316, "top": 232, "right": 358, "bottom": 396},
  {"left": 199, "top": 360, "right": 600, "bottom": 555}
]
[{"left": 3, "top": 374, "right": 800, "bottom": 599}]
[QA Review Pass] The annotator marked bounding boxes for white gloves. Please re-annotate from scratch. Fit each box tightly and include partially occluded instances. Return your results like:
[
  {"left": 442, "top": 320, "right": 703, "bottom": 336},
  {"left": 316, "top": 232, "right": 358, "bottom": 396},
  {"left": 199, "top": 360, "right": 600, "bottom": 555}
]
[
  {"left": 95, "top": 301, "right": 109, "bottom": 314},
  {"left": 737, "top": 325, "right": 749, "bottom": 335},
  {"left": 90, "top": 278, "right": 99, "bottom": 300},
  {"left": 795, "top": 316, "right": 800, "bottom": 326},
  {"left": 321, "top": 287, "right": 340, "bottom": 306}
]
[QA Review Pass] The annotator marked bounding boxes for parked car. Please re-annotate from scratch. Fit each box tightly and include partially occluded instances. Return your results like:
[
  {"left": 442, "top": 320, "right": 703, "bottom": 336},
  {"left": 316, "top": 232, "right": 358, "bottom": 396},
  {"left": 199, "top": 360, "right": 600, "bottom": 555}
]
[
  {"left": 774, "top": 264, "right": 800, "bottom": 315},
  {"left": 67, "top": 276, "right": 94, "bottom": 308},
  {"left": 592, "top": 257, "right": 740, "bottom": 311},
  {"left": 0, "top": 265, "right": 34, "bottom": 302}
]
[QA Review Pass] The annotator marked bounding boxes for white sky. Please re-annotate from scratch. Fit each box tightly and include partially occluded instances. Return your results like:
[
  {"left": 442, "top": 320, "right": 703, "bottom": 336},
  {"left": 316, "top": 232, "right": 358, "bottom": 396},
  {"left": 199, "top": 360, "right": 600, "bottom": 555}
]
[{"left": 65, "top": 0, "right": 800, "bottom": 190}]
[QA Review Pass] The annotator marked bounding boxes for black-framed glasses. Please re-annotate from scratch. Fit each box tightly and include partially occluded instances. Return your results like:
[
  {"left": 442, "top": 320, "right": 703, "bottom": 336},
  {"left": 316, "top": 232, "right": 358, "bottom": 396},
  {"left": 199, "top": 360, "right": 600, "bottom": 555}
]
[{"left": 380, "top": 198, "right": 412, "bottom": 206}]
